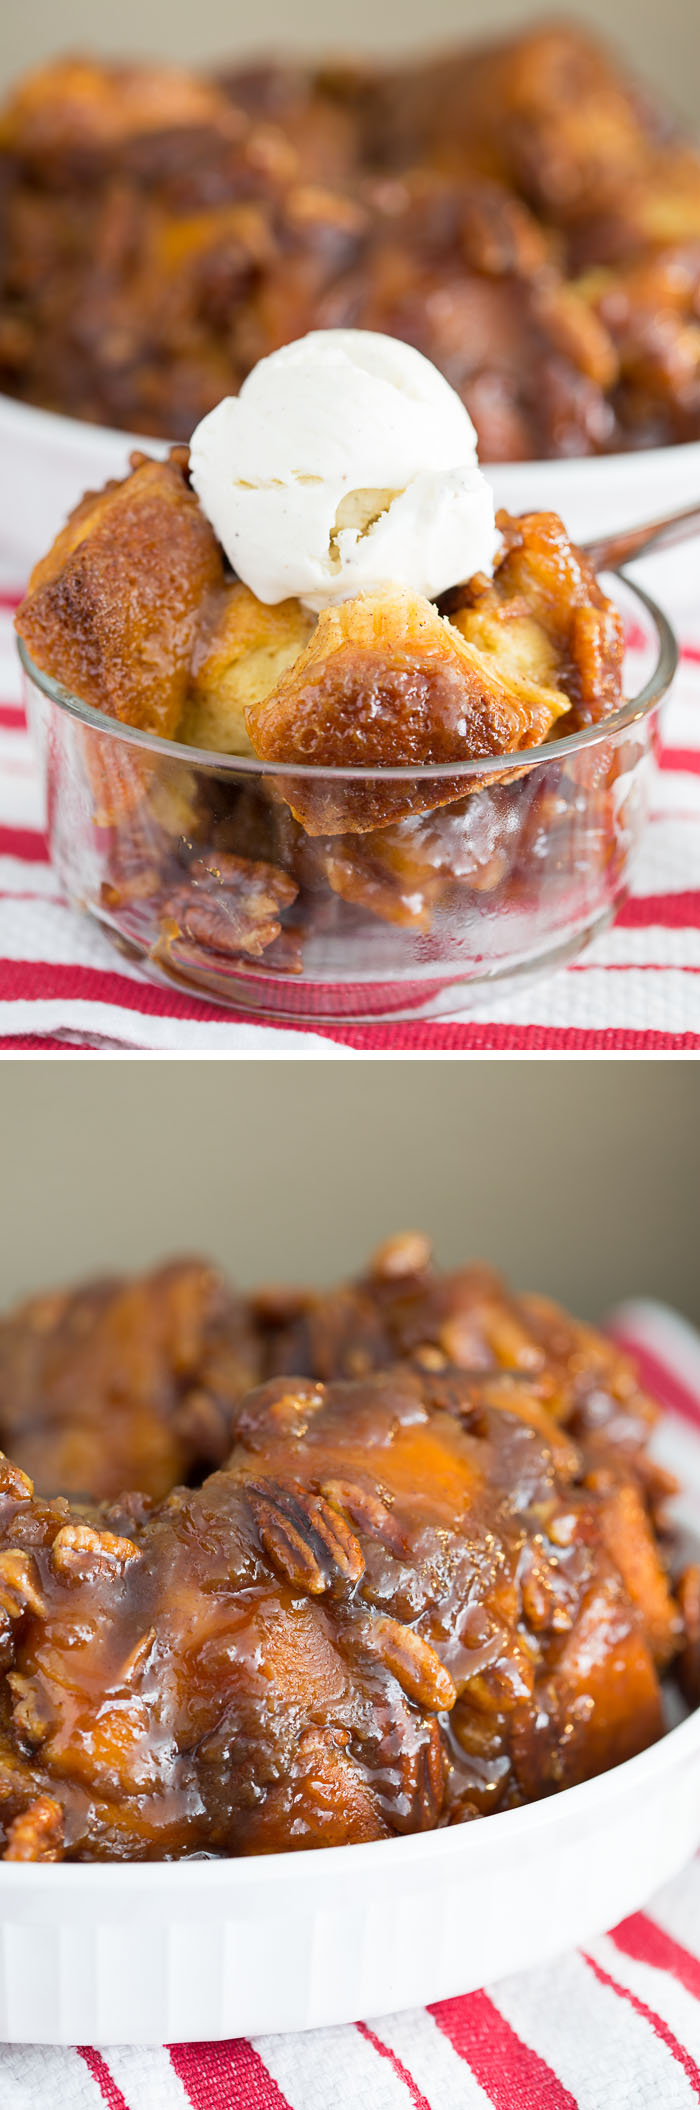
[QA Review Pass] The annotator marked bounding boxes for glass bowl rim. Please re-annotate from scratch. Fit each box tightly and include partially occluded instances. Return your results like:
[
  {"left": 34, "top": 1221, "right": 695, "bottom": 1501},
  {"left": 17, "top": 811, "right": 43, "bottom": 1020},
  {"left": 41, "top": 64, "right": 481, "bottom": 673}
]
[{"left": 16, "top": 567, "right": 677, "bottom": 785}]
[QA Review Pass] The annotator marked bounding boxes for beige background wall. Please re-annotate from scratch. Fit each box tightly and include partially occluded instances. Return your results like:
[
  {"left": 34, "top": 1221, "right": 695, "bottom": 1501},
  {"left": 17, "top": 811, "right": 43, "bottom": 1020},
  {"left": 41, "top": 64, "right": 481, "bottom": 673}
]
[
  {"left": 0, "top": 1059, "right": 697, "bottom": 1326},
  {"left": 2, "top": 0, "right": 699, "bottom": 124}
]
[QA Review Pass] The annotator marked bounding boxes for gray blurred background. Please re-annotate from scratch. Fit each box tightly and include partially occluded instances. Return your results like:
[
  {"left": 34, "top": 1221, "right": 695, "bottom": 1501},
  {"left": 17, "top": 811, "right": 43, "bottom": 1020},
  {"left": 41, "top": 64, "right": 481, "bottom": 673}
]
[
  {"left": 0, "top": 1060, "right": 697, "bottom": 1326},
  {"left": 2, "top": 0, "right": 699, "bottom": 124}
]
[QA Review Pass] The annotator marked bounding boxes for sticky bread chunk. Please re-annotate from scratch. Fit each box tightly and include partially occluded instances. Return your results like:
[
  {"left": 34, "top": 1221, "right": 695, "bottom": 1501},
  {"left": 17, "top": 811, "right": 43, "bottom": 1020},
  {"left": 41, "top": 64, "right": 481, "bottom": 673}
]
[
  {"left": 257, "top": 1233, "right": 664, "bottom": 1500},
  {"left": 245, "top": 585, "right": 569, "bottom": 835},
  {"left": 0, "top": 1365, "right": 673, "bottom": 1860},
  {"left": 302, "top": 783, "right": 531, "bottom": 929},
  {"left": 595, "top": 1478, "right": 680, "bottom": 1671},
  {"left": 0, "top": 56, "right": 231, "bottom": 154},
  {"left": 0, "top": 1260, "right": 261, "bottom": 1502},
  {"left": 15, "top": 451, "right": 223, "bottom": 739},
  {"left": 394, "top": 23, "right": 671, "bottom": 221},
  {"left": 449, "top": 509, "right": 625, "bottom": 730},
  {"left": 180, "top": 583, "right": 314, "bottom": 757}
]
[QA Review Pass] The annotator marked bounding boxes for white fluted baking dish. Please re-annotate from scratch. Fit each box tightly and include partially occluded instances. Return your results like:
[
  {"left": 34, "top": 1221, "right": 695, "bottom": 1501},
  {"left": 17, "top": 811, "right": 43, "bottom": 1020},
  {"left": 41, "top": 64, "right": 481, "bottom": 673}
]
[{"left": 0, "top": 1702, "right": 697, "bottom": 2045}]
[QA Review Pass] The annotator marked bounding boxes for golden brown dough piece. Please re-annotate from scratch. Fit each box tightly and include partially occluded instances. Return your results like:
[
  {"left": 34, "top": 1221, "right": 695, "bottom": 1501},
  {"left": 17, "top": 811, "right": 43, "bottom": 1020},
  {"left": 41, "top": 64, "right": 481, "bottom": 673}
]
[
  {"left": 245, "top": 583, "right": 570, "bottom": 835},
  {"left": 253, "top": 1231, "right": 667, "bottom": 1507},
  {"left": 0, "top": 1259, "right": 261, "bottom": 1502},
  {"left": 181, "top": 583, "right": 314, "bottom": 757},
  {"left": 15, "top": 451, "right": 223, "bottom": 739},
  {"left": 0, "top": 1361, "right": 676, "bottom": 1862},
  {"left": 448, "top": 510, "right": 625, "bottom": 731}
]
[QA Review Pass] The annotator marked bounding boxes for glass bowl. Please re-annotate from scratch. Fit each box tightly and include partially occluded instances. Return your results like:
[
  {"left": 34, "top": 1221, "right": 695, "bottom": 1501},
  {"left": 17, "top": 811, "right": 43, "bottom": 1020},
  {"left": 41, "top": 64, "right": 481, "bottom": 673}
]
[{"left": 18, "top": 571, "right": 676, "bottom": 1022}]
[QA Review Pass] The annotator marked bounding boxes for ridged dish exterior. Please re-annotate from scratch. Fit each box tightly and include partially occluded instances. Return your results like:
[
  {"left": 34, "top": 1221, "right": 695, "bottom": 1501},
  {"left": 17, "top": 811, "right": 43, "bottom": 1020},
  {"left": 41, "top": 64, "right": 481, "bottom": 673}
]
[{"left": 0, "top": 1710, "right": 698, "bottom": 2043}]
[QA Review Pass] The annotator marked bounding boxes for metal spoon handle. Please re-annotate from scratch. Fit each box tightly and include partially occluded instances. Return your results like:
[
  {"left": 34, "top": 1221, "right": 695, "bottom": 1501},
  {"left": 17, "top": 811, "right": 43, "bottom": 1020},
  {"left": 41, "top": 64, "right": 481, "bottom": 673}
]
[{"left": 583, "top": 500, "right": 700, "bottom": 572}]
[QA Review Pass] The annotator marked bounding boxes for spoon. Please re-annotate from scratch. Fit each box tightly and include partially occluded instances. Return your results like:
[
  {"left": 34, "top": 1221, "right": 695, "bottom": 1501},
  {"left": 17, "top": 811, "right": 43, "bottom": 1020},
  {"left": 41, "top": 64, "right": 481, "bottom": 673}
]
[{"left": 583, "top": 498, "right": 700, "bottom": 571}]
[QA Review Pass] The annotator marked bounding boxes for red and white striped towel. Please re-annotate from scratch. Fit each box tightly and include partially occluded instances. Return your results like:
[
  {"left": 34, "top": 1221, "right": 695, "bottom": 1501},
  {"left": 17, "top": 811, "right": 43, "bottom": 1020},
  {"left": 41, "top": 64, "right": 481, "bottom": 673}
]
[
  {"left": 2, "top": 1299, "right": 700, "bottom": 2108},
  {"left": 0, "top": 1299, "right": 695, "bottom": 2093},
  {"left": 1, "top": 565, "right": 699, "bottom": 1050}
]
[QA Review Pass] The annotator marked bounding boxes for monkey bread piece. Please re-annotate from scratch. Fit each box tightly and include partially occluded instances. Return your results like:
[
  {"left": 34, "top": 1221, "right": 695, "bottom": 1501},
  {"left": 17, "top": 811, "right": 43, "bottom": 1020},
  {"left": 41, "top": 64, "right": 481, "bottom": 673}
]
[
  {"left": 0, "top": 1363, "right": 676, "bottom": 1862},
  {"left": 244, "top": 585, "right": 570, "bottom": 836},
  {"left": 449, "top": 510, "right": 625, "bottom": 730},
  {"left": 180, "top": 584, "right": 314, "bottom": 758},
  {"left": 15, "top": 451, "right": 224, "bottom": 741},
  {"left": 0, "top": 56, "right": 234, "bottom": 156},
  {"left": 302, "top": 783, "right": 533, "bottom": 931},
  {"left": 255, "top": 1233, "right": 665, "bottom": 1498},
  {"left": 0, "top": 1260, "right": 262, "bottom": 1504},
  {"left": 391, "top": 23, "right": 671, "bottom": 221},
  {"left": 2, "top": 25, "right": 700, "bottom": 455}
]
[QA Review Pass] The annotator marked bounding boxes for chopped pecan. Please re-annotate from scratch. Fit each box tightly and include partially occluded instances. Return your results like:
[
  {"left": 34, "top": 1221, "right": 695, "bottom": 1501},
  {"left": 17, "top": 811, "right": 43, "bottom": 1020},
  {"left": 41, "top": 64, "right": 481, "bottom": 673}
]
[
  {"left": 370, "top": 1232, "right": 433, "bottom": 1281},
  {"left": 50, "top": 1523, "right": 141, "bottom": 1581},
  {"left": 236, "top": 1379, "right": 326, "bottom": 1447},
  {"left": 119, "top": 1628, "right": 157, "bottom": 1684},
  {"left": 413, "top": 1344, "right": 449, "bottom": 1372},
  {"left": 7, "top": 1673, "right": 51, "bottom": 1749},
  {"left": 246, "top": 1479, "right": 364, "bottom": 1593},
  {"left": 0, "top": 1455, "right": 34, "bottom": 1504},
  {"left": 0, "top": 1551, "right": 44, "bottom": 1621},
  {"left": 413, "top": 1715, "right": 448, "bottom": 1827},
  {"left": 371, "top": 1614, "right": 456, "bottom": 1712},
  {"left": 4, "top": 1795, "right": 64, "bottom": 1862}
]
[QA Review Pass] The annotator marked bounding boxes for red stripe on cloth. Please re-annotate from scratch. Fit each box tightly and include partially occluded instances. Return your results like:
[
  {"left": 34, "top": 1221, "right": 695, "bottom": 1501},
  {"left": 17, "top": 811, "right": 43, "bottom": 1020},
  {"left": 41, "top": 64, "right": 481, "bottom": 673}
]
[
  {"left": 617, "top": 892, "right": 700, "bottom": 929},
  {"left": 0, "top": 959, "right": 248, "bottom": 1024},
  {"left": 429, "top": 1990, "right": 577, "bottom": 2110},
  {"left": 658, "top": 750, "right": 700, "bottom": 775},
  {"left": 356, "top": 2020, "right": 432, "bottom": 2110},
  {"left": 611, "top": 1912, "right": 700, "bottom": 2003},
  {"left": 317, "top": 1025, "right": 700, "bottom": 1052},
  {"left": 1, "top": 967, "right": 700, "bottom": 1052},
  {"left": 170, "top": 2039, "right": 292, "bottom": 2109},
  {"left": 583, "top": 1952, "right": 700, "bottom": 2100},
  {"left": 0, "top": 824, "right": 48, "bottom": 861},
  {"left": 2, "top": 961, "right": 700, "bottom": 1049},
  {"left": 0, "top": 704, "right": 26, "bottom": 730},
  {"left": 0, "top": 588, "right": 22, "bottom": 613},
  {"left": 76, "top": 2047, "right": 131, "bottom": 2110},
  {"left": 681, "top": 644, "right": 700, "bottom": 666},
  {"left": 607, "top": 1329, "right": 700, "bottom": 1431}
]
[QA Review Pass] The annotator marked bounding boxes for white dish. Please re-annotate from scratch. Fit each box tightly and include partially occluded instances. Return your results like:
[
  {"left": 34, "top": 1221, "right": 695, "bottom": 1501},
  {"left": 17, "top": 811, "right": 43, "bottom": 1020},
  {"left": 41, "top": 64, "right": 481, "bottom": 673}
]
[
  {"left": 0, "top": 1702, "right": 698, "bottom": 2045},
  {"left": 2, "top": 386, "right": 700, "bottom": 598}
]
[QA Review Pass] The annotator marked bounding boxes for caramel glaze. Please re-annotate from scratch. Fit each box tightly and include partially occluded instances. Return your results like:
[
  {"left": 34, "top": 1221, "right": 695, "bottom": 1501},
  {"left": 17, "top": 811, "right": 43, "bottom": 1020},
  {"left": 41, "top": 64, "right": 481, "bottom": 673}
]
[{"left": 0, "top": 1360, "right": 677, "bottom": 1862}]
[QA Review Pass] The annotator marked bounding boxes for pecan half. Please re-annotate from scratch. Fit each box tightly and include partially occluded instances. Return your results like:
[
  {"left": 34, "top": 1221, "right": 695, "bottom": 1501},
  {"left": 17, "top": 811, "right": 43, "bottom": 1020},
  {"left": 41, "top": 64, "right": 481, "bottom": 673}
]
[
  {"left": 246, "top": 1479, "right": 364, "bottom": 1594},
  {"left": 161, "top": 852, "right": 298, "bottom": 962},
  {"left": 371, "top": 1614, "right": 456, "bottom": 1712}
]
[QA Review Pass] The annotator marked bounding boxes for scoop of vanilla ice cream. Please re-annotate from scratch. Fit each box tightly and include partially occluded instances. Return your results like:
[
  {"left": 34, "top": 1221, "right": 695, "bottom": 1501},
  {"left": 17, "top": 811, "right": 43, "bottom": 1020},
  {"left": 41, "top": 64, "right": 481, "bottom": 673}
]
[{"left": 189, "top": 330, "right": 499, "bottom": 611}]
